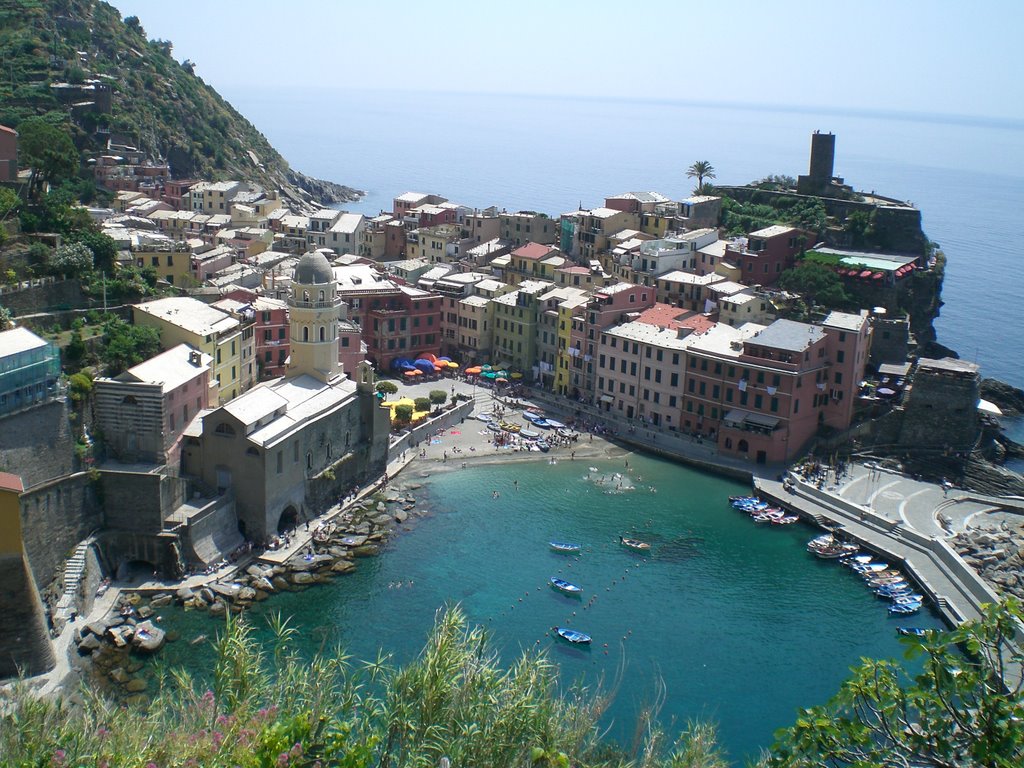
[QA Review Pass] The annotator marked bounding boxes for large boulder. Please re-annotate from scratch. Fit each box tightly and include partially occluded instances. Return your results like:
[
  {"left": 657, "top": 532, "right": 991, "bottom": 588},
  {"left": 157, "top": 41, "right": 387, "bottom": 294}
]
[
  {"left": 132, "top": 621, "right": 166, "bottom": 653},
  {"left": 271, "top": 575, "right": 290, "bottom": 591},
  {"left": 291, "top": 572, "right": 316, "bottom": 585},
  {"left": 77, "top": 633, "right": 101, "bottom": 653},
  {"left": 331, "top": 559, "right": 356, "bottom": 574}
]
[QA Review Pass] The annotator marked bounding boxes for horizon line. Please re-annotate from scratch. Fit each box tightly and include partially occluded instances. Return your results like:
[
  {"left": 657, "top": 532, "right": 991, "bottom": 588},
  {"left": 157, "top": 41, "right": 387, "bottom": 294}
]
[{"left": 218, "top": 82, "right": 1024, "bottom": 133}]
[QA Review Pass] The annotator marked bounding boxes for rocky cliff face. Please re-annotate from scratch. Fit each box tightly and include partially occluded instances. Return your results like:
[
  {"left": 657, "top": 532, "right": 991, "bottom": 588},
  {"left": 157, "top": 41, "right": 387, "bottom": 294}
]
[
  {"left": 0, "top": 0, "right": 362, "bottom": 209},
  {"left": 981, "top": 379, "right": 1024, "bottom": 417}
]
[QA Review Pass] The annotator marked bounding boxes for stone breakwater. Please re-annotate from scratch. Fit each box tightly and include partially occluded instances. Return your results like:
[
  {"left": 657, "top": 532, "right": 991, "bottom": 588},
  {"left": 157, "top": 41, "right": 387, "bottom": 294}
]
[
  {"left": 75, "top": 488, "right": 427, "bottom": 701},
  {"left": 951, "top": 522, "right": 1024, "bottom": 600}
]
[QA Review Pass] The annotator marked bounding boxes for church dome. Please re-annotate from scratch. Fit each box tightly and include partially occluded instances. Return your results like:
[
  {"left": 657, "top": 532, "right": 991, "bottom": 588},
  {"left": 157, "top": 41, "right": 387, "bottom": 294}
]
[{"left": 293, "top": 250, "right": 334, "bottom": 285}]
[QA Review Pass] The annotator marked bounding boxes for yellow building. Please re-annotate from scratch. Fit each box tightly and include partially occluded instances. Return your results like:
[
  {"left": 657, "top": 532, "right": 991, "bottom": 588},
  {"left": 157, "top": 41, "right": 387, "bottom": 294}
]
[
  {"left": 0, "top": 471, "right": 55, "bottom": 676},
  {"left": 0, "top": 472, "right": 23, "bottom": 556},
  {"left": 574, "top": 207, "right": 640, "bottom": 261},
  {"left": 553, "top": 292, "right": 588, "bottom": 394},
  {"left": 132, "top": 296, "right": 246, "bottom": 403},
  {"left": 132, "top": 241, "right": 194, "bottom": 286},
  {"left": 414, "top": 224, "right": 461, "bottom": 263}
]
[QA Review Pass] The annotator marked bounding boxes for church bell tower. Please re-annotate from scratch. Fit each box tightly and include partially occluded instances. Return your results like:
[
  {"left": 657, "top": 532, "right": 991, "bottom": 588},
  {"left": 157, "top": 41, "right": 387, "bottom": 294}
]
[{"left": 287, "top": 250, "right": 342, "bottom": 383}]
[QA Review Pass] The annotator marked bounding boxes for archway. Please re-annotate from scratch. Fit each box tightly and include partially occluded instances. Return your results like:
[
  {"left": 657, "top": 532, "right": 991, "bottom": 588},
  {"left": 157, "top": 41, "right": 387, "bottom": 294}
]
[
  {"left": 737, "top": 439, "right": 749, "bottom": 455},
  {"left": 277, "top": 505, "right": 299, "bottom": 534},
  {"left": 116, "top": 558, "right": 160, "bottom": 582}
]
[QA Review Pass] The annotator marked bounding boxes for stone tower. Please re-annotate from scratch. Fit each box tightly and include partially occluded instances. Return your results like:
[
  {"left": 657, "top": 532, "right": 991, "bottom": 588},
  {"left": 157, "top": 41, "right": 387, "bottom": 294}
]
[
  {"left": 797, "top": 131, "right": 836, "bottom": 196},
  {"left": 288, "top": 250, "right": 343, "bottom": 383}
]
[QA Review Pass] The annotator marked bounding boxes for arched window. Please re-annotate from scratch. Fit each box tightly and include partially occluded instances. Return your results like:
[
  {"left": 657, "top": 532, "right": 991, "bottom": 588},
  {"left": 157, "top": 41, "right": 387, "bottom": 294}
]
[
  {"left": 303, "top": 326, "right": 309, "bottom": 342},
  {"left": 319, "top": 289, "right": 325, "bottom": 302},
  {"left": 303, "top": 291, "right": 310, "bottom": 302},
  {"left": 121, "top": 395, "right": 138, "bottom": 405},
  {"left": 215, "top": 422, "right": 236, "bottom": 437},
  {"left": 319, "top": 325, "right": 326, "bottom": 342}
]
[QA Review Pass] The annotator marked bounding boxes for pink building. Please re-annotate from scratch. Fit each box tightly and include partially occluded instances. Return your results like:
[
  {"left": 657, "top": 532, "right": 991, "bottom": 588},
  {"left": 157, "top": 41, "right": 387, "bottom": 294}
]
[
  {"left": 683, "top": 316, "right": 870, "bottom": 464},
  {"left": 563, "top": 282, "right": 656, "bottom": 398},
  {"left": 725, "top": 225, "right": 810, "bottom": 287},
  {"left": 223, "top": 289, "right": 291, "bottom": 380},
  {"left": 94, "top": 344, "right": 215, "bottom": 466}
]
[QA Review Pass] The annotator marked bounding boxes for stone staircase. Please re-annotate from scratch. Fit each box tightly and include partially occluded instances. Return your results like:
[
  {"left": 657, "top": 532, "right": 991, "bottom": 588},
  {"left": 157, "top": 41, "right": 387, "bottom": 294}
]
[{"left": 53, "top": 541, "right": 90, "bottom": 625}]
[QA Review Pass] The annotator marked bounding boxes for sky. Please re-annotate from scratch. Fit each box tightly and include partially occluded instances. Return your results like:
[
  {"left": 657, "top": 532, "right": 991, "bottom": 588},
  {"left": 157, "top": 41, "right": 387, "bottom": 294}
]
[{"left": 108, "top": 0, "right": 1024, "bottom": 122}]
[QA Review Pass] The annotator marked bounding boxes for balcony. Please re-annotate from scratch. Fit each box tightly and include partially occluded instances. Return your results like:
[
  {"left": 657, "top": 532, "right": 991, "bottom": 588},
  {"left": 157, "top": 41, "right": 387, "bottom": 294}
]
[{"left": 291, "top": 297, "right": 342, "bottom": 310}]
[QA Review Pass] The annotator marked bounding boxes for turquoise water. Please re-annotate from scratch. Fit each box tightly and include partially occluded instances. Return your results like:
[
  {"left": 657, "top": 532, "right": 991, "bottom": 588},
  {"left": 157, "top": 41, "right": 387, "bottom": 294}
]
[{"left": 150, "top": 452, "right": 945, "bottom": 763}]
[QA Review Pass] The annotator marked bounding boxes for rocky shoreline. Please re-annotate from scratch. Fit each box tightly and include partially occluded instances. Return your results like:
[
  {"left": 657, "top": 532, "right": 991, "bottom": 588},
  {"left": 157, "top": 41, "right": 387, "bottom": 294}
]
[
  {"left": 950, "top": 522, "right": 1024, "bottom": 601},
  {"left": 75, "top": 486, "right": 427, "bottom": 702}
]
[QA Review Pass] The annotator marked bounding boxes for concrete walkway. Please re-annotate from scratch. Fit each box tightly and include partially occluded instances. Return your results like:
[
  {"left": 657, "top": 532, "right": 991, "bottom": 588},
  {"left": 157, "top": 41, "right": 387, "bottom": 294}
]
[{"left": 751, "top": 457, "right": 1024, "bottom": 630}]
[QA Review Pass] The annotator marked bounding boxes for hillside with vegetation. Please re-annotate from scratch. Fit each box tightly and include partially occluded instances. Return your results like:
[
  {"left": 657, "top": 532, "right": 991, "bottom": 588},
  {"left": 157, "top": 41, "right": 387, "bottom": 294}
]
[{"left": 0, "top": 0, "right": 360, "bottom": 207}]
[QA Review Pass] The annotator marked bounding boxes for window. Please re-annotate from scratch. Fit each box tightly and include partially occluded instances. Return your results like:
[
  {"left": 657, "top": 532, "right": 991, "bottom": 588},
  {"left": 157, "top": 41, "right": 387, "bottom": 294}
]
[
  {"left": 276, "top": 451, "right": 283, "bottom": 473},
  {"left": 293, "top": 442, "right": 299, "bottom": 462},
  {"left": 837, "top": 350, "right": 845, "bottom": 363}
]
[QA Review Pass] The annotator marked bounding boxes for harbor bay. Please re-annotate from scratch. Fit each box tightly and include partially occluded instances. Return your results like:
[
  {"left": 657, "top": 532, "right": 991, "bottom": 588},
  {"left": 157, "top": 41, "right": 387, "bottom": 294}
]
[{"left": 149, "top": 450, "right": 946, "bottom": 762}]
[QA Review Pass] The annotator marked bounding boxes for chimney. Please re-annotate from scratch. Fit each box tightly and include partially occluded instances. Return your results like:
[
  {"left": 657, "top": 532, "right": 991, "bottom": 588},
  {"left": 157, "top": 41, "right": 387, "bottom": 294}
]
[{"left": 188, "top": 350, "right": 202, "bottom": 366}]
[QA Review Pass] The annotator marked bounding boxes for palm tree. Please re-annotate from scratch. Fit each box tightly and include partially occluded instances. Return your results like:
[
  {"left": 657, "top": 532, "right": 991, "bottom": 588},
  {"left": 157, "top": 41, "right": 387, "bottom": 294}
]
[{"left": 686, "top": 160, "right": 716, "bottom": 193}]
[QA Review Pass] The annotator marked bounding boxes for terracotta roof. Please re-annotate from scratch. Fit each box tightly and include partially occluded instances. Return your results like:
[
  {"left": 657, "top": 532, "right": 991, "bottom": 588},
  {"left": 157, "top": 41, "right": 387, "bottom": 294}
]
[
  {"left": 0, "top": 472, "right": 24, "bottom": 493},
  {"left": 635, "top": 303, "right": 716, "bottom": 334},
  {"left": 511, "top": 242, "right": 554, "bottom": 261}
]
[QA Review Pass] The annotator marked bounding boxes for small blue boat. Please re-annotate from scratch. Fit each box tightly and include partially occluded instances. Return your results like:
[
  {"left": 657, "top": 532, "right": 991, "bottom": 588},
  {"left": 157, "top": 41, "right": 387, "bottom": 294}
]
[
  {"left": 549, "top": 577, "right": 583, "bottom": 595},
  {"left": 889, "top": 602, "right": 921, "bottom": 615},
  {"left": 552, "top": 627, "right": 591, "bottom": 645},
  {"left": 537, "top": 441, "right": 550, "bottom": 452},
  {"left": 549, "top": 541, "right": 582, "bottom": 553},
  {"left": 897, "top": 627, "right": 929, "bottom": 637}
]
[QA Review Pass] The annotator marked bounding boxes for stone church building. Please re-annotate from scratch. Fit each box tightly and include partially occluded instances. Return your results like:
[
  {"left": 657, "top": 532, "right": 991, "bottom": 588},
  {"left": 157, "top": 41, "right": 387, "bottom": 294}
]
[{"left": 181, "top": 250, "right": 390, "bottom": 541}]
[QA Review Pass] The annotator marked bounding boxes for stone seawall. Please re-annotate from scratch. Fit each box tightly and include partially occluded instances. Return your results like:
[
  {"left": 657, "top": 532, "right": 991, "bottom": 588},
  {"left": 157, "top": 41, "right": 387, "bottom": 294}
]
[
  {"left": 0, "top": 552, "right": 55, "bottom": 678},
  {"left": 19, "top": 472, "right": 101, "bottom": 594},
  {"left": 0, "top": 400, "right": 77, "bottom": 488},
  {"left": 100, "top": 470, "right": 187, "bottom": 533}
]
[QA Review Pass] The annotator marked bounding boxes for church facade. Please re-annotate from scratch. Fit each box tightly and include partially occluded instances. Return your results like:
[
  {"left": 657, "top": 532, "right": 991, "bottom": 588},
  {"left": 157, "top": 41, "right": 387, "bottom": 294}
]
[{"left": 181, "top": 251, "right": 390, "bottom": 541}]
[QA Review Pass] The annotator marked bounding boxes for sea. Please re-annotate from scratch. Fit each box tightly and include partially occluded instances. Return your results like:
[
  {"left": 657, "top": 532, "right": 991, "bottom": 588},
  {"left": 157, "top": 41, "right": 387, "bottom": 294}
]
[
  {"left": 231, "top": 88, "right": 1024, "bottom": 453},
  {"left": 150, "top": 455, "right": 946, "bottom": 763}
]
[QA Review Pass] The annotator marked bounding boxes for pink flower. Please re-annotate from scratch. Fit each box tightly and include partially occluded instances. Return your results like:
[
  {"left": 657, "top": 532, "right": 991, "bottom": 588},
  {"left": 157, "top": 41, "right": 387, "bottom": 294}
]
[
  {"left": 289, "top": 743, "right": 303, "bottom": 758},
  {"left": 276, "top": 753, "right": 290, "bottom": 767},
  {"left": 50, "top": 750, "right": 67, "bottom": 767}
]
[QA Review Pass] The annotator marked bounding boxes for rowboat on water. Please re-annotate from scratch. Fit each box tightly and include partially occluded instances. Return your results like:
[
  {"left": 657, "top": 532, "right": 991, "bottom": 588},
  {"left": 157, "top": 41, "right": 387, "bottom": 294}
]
[
  {"left": 552, "top": 627, "right": 592, "bottom": 645},
  {"left": 549, "top": 576, "right": 583, "bottom": 595},
  {"left": 549, "top": 541, "right": 582, "bottom": 553},
  {"left": 619, "top": 536, "right": 651, "bottom": 551},
  {"left": 897, "top": 627, "right": 930, "bottom": 637}
]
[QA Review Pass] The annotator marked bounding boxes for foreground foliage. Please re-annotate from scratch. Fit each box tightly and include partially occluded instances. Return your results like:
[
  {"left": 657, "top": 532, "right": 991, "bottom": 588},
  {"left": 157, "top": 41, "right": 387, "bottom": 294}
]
[
  {"left": 0, "top": 607, "right": 727, "bottom": 768},
  {"left": 769, "top": 599, "right": 1024, "bottom": 768}
]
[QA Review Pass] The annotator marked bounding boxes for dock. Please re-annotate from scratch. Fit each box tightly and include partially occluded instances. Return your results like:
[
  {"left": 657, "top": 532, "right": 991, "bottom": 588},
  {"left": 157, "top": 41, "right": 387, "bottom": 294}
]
[{"left": 755, "top": 474, "right": 1000, "bottom": 627}]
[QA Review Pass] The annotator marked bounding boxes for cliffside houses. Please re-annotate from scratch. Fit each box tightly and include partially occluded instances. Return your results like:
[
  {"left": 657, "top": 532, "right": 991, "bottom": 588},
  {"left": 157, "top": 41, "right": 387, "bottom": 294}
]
[{"left": 94, "top": 176, "right": 902, "bottom": 465}]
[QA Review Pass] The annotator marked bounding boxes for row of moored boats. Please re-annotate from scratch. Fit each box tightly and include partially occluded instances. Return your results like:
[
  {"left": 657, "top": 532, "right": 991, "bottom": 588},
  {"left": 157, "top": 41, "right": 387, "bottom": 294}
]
[
  {"left": 808, "top": 534, "right": 927, "bottom": 615},
  {"left": 729, "top": 496, "right": 799, "bottom": 525},
  {"left": 547, "top": 536, "right": 651, "bottom": 645}
]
